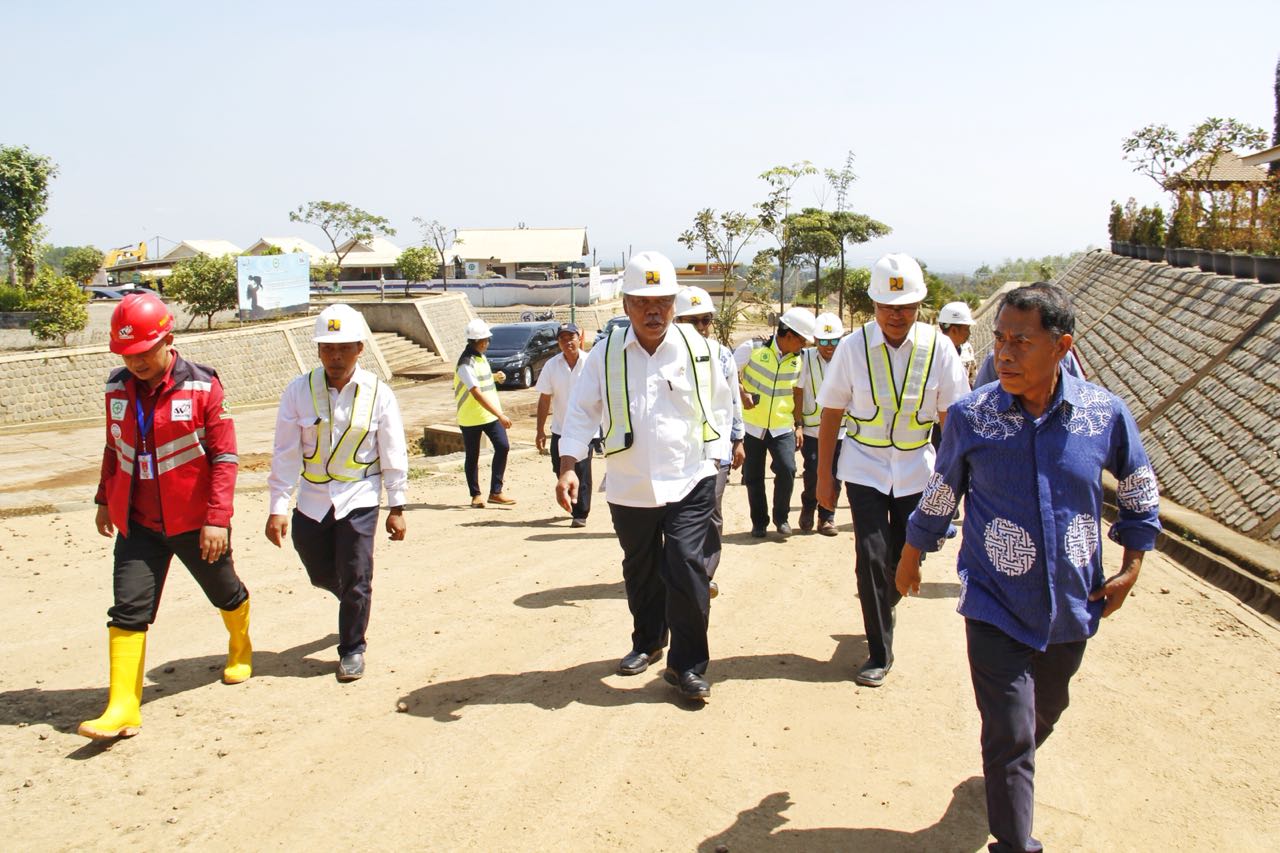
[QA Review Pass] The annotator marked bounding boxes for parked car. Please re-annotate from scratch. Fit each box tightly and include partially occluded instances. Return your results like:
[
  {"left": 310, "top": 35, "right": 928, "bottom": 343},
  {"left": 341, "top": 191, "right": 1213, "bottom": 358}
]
[
  {"left": 485, "top": 321, "right": 561, "bottom": 388},
  {"left": 593, "top": 315, "right": 630, "bottom": 346},
  {"left": 86, "top": 287, "right": 126, "bottom": 300}
]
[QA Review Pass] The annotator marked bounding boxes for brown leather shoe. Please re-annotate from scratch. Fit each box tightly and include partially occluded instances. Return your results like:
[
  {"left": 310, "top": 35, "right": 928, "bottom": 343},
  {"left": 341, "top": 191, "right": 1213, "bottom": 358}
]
[
  {"left": 817, "top": 519, "right": 838, "bottom": 536},
  {"left": 487, "top": 493, "right": 516, "bottom": 505},
  {"left": 799, "top": 506, "right": 815, "bottom": 532},
  {"left": 470, "top": 495, "right": 485, "bottom": 508}
]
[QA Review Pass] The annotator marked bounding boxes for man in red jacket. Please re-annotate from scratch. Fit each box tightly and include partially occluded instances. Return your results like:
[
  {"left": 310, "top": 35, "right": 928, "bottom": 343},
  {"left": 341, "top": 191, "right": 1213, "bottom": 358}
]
[{"left": 79, "top": 292, "right": 252, "bottom": 740}]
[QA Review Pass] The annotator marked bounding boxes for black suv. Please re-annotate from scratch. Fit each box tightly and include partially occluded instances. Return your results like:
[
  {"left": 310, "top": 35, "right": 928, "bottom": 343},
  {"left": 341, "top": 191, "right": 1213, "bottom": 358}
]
[{"left": 486, "top": 321, "right": 561, "bottom": 388}]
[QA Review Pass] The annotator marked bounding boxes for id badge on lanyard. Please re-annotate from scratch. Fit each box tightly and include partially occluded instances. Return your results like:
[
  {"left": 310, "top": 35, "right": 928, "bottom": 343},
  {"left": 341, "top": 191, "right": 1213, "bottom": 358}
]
[{"left": 136, "top": 399, "right": 157, "bottom": 480}]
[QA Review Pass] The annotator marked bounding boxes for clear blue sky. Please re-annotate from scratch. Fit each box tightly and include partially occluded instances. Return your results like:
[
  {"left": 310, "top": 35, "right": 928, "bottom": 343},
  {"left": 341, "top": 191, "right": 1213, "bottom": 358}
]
[{"left": 7, "top": 0, "right": 1279, "bottom": 273}]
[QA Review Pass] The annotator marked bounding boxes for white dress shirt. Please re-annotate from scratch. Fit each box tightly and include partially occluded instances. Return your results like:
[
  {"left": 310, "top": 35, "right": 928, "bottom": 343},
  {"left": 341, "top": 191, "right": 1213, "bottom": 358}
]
[
  {"left": 534, "top": 349, "right": 589, "bottom": 435},
  {"left": 797, "top": 349, "right": 844, "bottom": 440},
  {"left": 268, "top": 365, "right": 409, "bottom": 521},
  {"left": 708, "top": 338, "right": 745, "bottom": 464},
  {"left": 560, "top": 325, "right": 728, "bottom": 508},
  {"left": 816, "top": 321, "right": 968, "bottom": 496}
]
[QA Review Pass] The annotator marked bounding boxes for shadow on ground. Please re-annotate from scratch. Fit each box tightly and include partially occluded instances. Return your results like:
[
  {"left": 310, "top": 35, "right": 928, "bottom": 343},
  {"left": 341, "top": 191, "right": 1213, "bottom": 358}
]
[
  {"left": 513, "top": 581, "right": 625, "bottom": 609},
  {"left": 698, "top": 777, "right": 989, "bottom": 852}
]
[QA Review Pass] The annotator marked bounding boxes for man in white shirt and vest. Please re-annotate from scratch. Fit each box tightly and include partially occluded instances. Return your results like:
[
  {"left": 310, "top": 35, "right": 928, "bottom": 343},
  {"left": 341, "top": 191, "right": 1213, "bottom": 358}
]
[
  {"left": 793, "top": 311, "right": 845, "bottom": 537},
  {"left": 816, "top": 254, "right": 969, "bottom": 687},
  {"left": 265, "top": 304, "right": 409, "bottom": 682},
  {"left": 739, "top": 306, "right": 817, "bottom": 538},
  {"left": 535, "top": 322, "right": 592, "bottom": 526},
  {"left": 555, "top": 251, "right": 733, "bottom": 702}
]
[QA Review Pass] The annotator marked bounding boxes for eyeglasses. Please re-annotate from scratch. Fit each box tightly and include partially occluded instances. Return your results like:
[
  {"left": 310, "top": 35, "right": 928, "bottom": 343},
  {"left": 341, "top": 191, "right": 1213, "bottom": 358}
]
[
  {"left": 683, "top": 316, "right": 714, "bottom": 327},
  {"left": 816, "top": 338, "right": 840, "bottom": 347},
  {"left": 875, "top": 303, "right": 919, "bottom": 316}
]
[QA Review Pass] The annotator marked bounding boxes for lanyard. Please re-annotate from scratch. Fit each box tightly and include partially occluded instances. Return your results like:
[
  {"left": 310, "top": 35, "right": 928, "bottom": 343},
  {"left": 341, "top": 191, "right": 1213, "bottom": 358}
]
[{"left": 135, "top": 397, "right": 157, "bottom": 453}]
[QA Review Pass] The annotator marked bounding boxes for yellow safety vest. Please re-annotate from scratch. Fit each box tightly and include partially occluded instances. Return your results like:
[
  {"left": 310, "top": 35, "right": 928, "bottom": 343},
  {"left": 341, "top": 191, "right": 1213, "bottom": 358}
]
[
  {"left": 302, "top": 367, "right": 382, "bottom": 484},
  {"left": 741, "top": 341, "right": 800, "bottom": 430},
  {"left": 798, "top": 347, "right": 827, "bottom": 429},
  {"left": 454, "top": 355, "right": 499, "bottom": 428},
  {"left": 847, "top": 322, "right": 938, "bottom": 450},
  {"left": 601, "top": 323, "right": 720, "bottom": 455}
]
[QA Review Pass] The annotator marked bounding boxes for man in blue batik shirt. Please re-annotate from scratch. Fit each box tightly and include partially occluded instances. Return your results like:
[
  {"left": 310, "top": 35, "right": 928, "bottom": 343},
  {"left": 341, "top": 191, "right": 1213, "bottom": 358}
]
[{"left": 896, "top": 282, "right": 1161, "bottom": 853}]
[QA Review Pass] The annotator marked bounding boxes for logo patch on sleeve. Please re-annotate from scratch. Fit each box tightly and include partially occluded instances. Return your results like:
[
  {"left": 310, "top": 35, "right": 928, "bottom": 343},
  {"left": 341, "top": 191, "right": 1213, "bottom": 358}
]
[
  {"left": 171, "top": 399, "right": 193, "bottom": 422},
  {"left": 110, "top": 399, "right": 128, "bottom": 421}
]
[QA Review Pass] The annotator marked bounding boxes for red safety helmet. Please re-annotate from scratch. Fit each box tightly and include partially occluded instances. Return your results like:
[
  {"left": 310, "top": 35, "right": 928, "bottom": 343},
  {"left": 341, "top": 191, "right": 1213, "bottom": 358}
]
[{"left": 110, "top": 291, "right": 175, "bottom": 355}]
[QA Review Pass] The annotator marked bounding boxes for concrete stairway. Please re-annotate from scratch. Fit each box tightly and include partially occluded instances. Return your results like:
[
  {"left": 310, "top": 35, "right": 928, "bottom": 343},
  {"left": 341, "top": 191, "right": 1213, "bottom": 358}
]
[{"left": 371, "top": 332, "right": 448, "bottom": 378}]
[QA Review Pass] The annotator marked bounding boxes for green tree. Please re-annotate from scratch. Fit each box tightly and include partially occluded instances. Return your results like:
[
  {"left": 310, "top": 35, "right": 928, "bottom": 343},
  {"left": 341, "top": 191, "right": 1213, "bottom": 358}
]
[
  {"left": 28, "top": 267, "right": 88, "bottom": 346},
  {"left": 0, "top": 145, "right": 59, "bottom": 289},
  {"left": 63, "top": 246, "right": 104, "bottom": 286},
  {"left": 167, "top": 253, "right": 238, "bottom": 329},
  {"left": 677, "top": 208, "right": 763, "bottom": 345},
  {"left": 756, "top": 161, "right": 817, "bottom": 313},
  {"left": 413, "top": 218, "right": 461, "bottom": 291},
  {"left": 396, "top": 245, "right": 440, "bottom": 296},
  {"left": 290, "top": 201, "right": 395, "bottom": 282},
  {"left": 786, "top": 208, "right": 840, "bottom": 311}
]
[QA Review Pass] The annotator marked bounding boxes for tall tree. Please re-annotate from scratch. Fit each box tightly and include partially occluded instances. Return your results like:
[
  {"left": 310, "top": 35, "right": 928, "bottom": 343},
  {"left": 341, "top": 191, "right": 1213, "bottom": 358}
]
[
  {"left": 756, "top": 161, "right": 817, "bottom": 313},
  {"left": 785, "top": 208, "right": 840, "bottom": 312},
  {"left": 677, "top": 208, "right": 763, "bottom": 344},
  {"left": 63, "top": 246, "right": 105, "bottom": 286},
  {"left": 166, "top": 253, "right": 238, "bottom": 329},
  {"left": 0, "top": 145, "right": 58, "bottom": 288},
  {"left": 289, "top": 201, "right": 395, "bottom": 283},
  {"left": 28, "top": 267, "right": 88, "bottom": 346},
  {"left": 413, "top": 218, "right": 461, "bottom": 291},
  {"left": 396, "top": 245, "right": 440, "bottom": 296}
]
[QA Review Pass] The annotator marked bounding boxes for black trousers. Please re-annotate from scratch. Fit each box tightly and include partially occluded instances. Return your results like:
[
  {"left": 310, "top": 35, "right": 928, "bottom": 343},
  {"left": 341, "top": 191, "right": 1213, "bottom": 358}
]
[
  {"left": 550, "top": 433, "right": 592, "bottom": 520},
  {"left": 799, "top": 434, "right": 842, "bottom": 523},
  {"left": 743, "top": 430, "right": 796, "bottom": 528},
  {"left": 108, "top": 524, "right": 247, "bottom": 631},
  {"left": 966, "top": 618, "right": 1087, "bottom": 853},
  {"left": 461, "top": 420, "right": 509, "bottom": 497},
  {"left": 292, "top": 505, "right": 378, "bottom": 657},
  {"left": 608, "top": 475, "right": 716, "bottom": 675},
  {"left": 845, "top": 482, "right": 920, "bottom": 668}
]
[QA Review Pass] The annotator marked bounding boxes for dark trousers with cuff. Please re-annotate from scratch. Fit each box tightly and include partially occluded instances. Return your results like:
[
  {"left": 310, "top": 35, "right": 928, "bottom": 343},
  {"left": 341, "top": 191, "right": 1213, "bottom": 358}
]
[
  {"left": 461, "top": 420, "right": 509, "bottom": 498},
  {"left": 799, "top": 435, "right": 841, "bottom": 523},
  {"left": 966, "top": 618, "right": 1087, "bottom": 853},
  {"left": 845, "top": 482, "right": 920, "bottom": 669},
  {"left": 108, "top": 524, "right": 247, "bottom": 631},
  {"left": 743, "top": 430, "right": 796, "bottom": 528},
  {"left": 292, "top": 505, "right": 378, "bottom": 657},
  {"left": 550, "top": 432, "right": 592, "bottom": 520},
  {"left": 608, "top": 475, "right": 716, "bottom": 675}
]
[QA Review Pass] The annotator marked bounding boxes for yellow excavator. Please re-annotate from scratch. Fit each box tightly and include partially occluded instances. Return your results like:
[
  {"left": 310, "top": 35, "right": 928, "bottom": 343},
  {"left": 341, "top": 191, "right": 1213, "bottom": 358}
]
[{"left": 103, "top": 242, "right": 147, "bottom": 268}]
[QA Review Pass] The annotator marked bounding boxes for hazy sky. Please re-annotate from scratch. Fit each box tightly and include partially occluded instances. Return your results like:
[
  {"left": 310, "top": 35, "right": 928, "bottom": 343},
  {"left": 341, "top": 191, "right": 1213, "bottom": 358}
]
[{"left": 7, "top": 0, "right": 1278, "bottom": 273}]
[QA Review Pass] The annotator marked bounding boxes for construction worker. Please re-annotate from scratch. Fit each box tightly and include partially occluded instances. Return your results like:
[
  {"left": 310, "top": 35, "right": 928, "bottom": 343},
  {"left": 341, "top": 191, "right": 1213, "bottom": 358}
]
[
  {"left": 555, "top": 251, "right": 732, "bottom": 702},
  {"left": 816, "top": 253, "right": 969, "bottom": 687},
  {"left": 794, "top": 311, "right": 845, "bottom": 536},
  {"left": 897, "top": 282, "right": 1161, "bottom": 852},
  {"left": 535, "top": 322, "right": 592, "bottom": 526},
  {"left": 454, "top": 318, "right": 516, "bottom": 508},
  {"left": 674, "top": 285, "right": 745, "bottom": 597},
  {"left": 739, "top": 306, "right": 817, "bottom": 538},
  {"left": 265, "top": 304, "right": 408, "bottom": 682},
  {"left": 81, "top": 292, "right": 251, "bottom": 740},
  {"left": 938, "top": 301, "right": 976, "bottom": 384}
]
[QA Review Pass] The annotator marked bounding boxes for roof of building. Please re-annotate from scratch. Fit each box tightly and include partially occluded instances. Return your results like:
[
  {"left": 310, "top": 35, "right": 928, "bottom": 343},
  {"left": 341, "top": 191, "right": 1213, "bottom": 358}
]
[
  {"left": 446, "top": 228, "right": 589, "bottom": 264},
  {"left": 334, "top": 236, "right": 403, "bottom": 267},
  {"left": 243, "top": 236, "right": 332, "bottom": 259},
  {"left": 1167, "top": 152, "right": 1270, "bottom": 187},
  {"left": 1242, "top": 144, "right": 1280, "bottom": 168},
  {"left": 162, "top": 240, "right": 244, "bottom": 260}
]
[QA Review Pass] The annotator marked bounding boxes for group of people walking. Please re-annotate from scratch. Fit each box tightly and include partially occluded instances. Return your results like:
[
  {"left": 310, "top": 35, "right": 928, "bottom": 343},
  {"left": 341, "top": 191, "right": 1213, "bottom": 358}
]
[{"left": 82, "top": 250, "right": 1162, "bottom": 852}]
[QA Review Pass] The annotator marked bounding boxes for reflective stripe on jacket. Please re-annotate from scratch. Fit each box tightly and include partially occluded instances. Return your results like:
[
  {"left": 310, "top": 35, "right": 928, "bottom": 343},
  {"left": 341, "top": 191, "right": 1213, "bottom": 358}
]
[
  {"left": 741, "top": 340, "right": 800, "bottom": 430},
  {"left": 846, "top": 321, "right": 938, "bottom": 449},
  {"left": 454, "top": 355, "right": 499, "bottom": 427},
  {"left": 799, "top": 347, "right": 826, "bottom": 428},
  {"left": 301, "top": 367, "right": 382, "bottom": 484}
]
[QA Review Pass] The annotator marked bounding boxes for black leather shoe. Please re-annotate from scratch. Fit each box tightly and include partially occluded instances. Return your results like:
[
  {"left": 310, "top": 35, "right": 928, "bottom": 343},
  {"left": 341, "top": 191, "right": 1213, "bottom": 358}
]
[
  {"left": 618, "top": 648, "right": 662, "bottom": 676},
  {"left": 337, "top": 652, "right": 365, "bottom": 682},
  {"left": 662, "top": 667, "right": 711, "bottom": 701},
  {"left": 750, "top": 526, "right": 767, "bottom": 538},
  {"left": 776, "top": 522, "right": 793, "bottom": 537},
  {"left": 854, "top": 659, "right": 891, "bottom": 688},
  {"left": 798, "top": 506, "right": 815, "bottom": 532}
]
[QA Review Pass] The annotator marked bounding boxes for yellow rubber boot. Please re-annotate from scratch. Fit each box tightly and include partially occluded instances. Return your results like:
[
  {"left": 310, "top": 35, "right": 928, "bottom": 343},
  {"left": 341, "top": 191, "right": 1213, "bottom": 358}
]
[
  {"left": 78, "top": 627, "right": 145, "bottom": 740},
  {"left": 220, "top": 598, "right": 252, "bottom": 684}
]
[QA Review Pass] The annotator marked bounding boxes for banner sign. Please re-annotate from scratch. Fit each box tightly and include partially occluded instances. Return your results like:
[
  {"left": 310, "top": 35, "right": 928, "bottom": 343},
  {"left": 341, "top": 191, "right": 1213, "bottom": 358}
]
[{"left": 237, "top": 253, "right": 310, "bottom": 319}]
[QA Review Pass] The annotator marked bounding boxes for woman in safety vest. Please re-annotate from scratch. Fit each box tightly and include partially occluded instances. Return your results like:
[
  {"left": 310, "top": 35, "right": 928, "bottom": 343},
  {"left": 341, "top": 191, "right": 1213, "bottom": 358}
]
[{"left": 454, "top": 318, "right": 516, "bottom": 508}]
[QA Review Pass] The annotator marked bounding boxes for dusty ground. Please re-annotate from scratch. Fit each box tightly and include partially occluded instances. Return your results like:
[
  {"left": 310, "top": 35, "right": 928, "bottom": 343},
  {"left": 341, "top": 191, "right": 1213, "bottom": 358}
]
[{"left": 1, "top": 375, "right": 1278, "bottom": 852}]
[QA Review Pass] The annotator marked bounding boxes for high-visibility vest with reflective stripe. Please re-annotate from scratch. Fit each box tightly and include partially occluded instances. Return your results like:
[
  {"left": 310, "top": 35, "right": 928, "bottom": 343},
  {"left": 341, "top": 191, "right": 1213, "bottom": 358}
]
[
  {"left": 453, "top": 355, "right": 499, "bottom": 427},
  {"left": 846, "top": 322, "right": 938, "bottom": 450},
  {"left": 601, "top": 323, "right": 720, "bottom": 455},
  {"left": 798, "top": 347, "right": 827, "bottom": 428},
  {"left": 741, "top": 341, "right": 800, "bottom": 430},
  {"left": 301, "top": 367, "right": 382, "bottom": 483}
]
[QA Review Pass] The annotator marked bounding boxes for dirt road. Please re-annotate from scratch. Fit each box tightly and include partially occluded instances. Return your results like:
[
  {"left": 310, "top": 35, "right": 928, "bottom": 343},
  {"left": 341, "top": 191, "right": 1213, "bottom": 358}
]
[{"left": 1, "top": 385, "right": 1278, "bottom": 851}]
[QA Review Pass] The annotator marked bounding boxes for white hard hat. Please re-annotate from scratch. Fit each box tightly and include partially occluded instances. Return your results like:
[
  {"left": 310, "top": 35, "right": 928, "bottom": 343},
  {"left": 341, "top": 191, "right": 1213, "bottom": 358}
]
[
  {"left": 622, "top": 251, "right": 680, "bottom": 297},
  {"left": 313, "top": 304, "right": 367, "bottom": 343},
  {"left": 675, "top": 286, "right": 714, "bottom": 317},
  {"left": 813, "top": 312, "right": 845, "bottom": 339},
  {"left": 464, "top": 318, "right": 492, "bottom": 340},
  {"left": 778, "top": 307, "right": 817, "bottom": 342},
  {"left": 868, "top": 253, "right": 927, "bottom": 305},
  {"left": 938, "top": 301, "right": 974, "bottom": 325}
]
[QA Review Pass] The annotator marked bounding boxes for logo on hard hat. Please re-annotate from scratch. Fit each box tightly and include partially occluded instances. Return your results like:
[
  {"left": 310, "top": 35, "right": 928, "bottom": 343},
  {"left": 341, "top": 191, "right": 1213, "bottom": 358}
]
[
  {"left": 159, "top": 314, "right": 171, "bottom": 329},
  {"left": 889, "top": 277, "right": 904, "bottom": 291},
  {"left": 690, "top": 295, "right": 701, "bottom": 305},
  {"left": 328, "top": 319, "right": 342, "bottom": 331},
  {"left": 645, "top": 270, "right": 660, "bottom": 285},
  {"left": 118, "top": 325, "right": 134, "bottom": 339},
  {"left": 823, "top": 324, "right": 833, "bottom": 333}
]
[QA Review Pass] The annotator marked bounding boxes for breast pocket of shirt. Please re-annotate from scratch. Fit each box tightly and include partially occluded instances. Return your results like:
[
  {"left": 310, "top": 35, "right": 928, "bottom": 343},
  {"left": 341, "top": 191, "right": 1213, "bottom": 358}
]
[
  {"left": 296, "top": 417, "right": 320, "bottom": 457},
  {"left": 849, "top": 372, "right": 878, "bottom": 420},
  {"left": 655, "top": 369, "right": 701, "bottom": 447}
]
